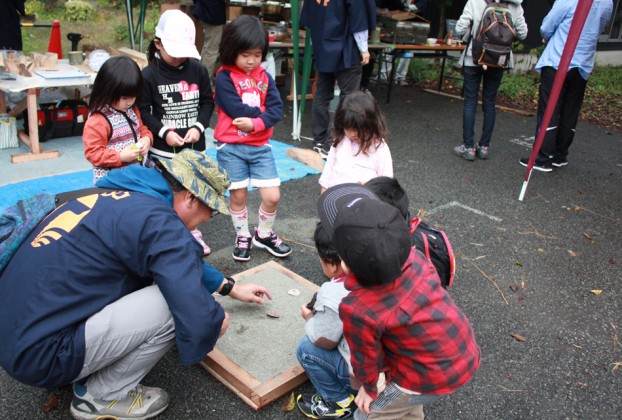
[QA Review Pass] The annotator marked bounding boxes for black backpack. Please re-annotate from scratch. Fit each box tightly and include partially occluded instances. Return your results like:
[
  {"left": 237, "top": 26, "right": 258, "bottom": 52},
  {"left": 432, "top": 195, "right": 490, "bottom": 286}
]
[
  {"left": 471, "top": 0, "right": 517, "bottom": 69},
  {"left": 409, "top": 217, "right": 456, "bottom": 289}
]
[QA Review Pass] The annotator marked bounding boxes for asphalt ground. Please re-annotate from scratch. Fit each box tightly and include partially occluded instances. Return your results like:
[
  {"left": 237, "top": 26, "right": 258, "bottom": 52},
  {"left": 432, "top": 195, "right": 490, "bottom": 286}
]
[{"left": 1, "top": 81, "right": 621, "bottom": 419}]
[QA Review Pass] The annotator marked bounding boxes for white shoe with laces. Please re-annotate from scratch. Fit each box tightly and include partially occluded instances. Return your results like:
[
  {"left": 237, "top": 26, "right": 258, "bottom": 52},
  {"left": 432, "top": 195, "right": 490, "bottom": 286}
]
[{"left": 70, "top": 383, "right": 169, "bottom": 420}]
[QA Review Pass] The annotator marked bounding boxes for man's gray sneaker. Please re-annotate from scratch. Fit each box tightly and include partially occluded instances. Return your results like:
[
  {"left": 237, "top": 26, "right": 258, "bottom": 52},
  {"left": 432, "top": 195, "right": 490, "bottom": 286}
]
[
  {"left": 453, "top": 145, "right": 475, "bottom": 161},
  {"left": 70, "top": 383, "right": 169, "bottom": 420}
]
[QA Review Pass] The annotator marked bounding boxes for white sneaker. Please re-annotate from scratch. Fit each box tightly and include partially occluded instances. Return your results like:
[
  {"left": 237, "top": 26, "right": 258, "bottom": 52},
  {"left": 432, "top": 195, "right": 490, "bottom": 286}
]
[{"left": 70, "top": 383, "right": 169, "bottom": 420}]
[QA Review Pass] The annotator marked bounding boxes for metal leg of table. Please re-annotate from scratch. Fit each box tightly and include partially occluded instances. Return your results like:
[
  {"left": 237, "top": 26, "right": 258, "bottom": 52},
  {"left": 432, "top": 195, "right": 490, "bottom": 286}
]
[
  {"left": 386, "top": 52, "right": 398, "bottom": 104},
  {"left": 437, "top": 55, "right": 447, "bottom": 92}
]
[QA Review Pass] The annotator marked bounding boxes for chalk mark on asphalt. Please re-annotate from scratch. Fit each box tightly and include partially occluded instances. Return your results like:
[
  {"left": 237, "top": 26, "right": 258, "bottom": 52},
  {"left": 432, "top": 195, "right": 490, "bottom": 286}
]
[
  {"left": 427, "top": 201, "right": 503, "bottom": 222},
  {"left": 509, "top": 135, "right": 535, "bottom": 149}
]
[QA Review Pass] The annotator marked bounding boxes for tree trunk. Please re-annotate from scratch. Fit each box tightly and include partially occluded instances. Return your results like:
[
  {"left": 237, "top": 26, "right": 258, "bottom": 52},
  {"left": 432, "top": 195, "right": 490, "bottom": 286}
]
[
  {"left": 438, "top": 6, "right": 447, "bottom": 39},
  {"left": 44, "top": 0, "right": 59, "bottom": 12}
]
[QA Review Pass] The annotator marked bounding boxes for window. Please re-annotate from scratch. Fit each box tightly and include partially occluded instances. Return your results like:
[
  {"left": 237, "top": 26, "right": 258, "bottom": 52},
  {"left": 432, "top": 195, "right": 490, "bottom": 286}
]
[{"left": 601, "top": 0, "right": 622, "bottom": 42}]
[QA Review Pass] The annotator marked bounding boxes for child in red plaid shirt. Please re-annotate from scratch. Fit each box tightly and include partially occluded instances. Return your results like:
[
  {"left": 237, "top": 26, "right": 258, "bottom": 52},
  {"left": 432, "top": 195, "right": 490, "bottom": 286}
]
[{"left": 318, "top": 183, "right": 480, "bottom": 419}]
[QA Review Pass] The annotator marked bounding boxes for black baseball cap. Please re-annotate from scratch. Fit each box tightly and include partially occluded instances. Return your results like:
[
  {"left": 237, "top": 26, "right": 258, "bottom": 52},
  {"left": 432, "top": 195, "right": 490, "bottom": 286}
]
[{"left": 317, "top": 184, "right": 411, "bottom": 286}]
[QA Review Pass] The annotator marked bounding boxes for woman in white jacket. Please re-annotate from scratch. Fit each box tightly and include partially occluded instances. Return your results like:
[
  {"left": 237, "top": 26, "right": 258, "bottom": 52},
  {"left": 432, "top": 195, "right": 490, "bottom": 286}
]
[{"left": 452, "top": 0, "right": 528, "bottom": 161}]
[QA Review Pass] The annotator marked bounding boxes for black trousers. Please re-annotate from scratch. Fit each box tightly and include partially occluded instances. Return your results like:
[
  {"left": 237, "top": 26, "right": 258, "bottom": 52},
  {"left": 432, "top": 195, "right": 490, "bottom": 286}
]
[
  {"left": 312, "top": 65, "right": 362, "bottom": 150},
  {"left": 536, "top": 66, "right": 588, "bottom": 163}
]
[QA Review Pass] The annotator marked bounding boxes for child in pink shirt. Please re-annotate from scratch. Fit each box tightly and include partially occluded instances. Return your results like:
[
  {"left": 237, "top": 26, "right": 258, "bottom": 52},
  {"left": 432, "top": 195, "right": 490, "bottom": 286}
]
[{"left": 319, "top": 91, "right": 393, "bottom": 193}]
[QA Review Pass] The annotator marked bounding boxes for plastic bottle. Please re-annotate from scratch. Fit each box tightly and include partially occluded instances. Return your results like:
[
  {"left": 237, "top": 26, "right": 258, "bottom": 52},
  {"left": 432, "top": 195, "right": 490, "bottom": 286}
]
[{"left": 446, "top": 32, "right": 453, "bottom": 46}]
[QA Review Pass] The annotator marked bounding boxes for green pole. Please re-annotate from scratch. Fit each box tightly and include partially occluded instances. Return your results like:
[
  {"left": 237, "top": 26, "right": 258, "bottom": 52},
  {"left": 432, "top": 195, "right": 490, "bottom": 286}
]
[
  {"left": 290, "top": 0, "right": 301, "bottom": 138},
  {"left": 298, "top": 31, "right": 312, "bottom": 119},
  {"left": 125, "top": 0, "right": 135, "bottom": 49}
]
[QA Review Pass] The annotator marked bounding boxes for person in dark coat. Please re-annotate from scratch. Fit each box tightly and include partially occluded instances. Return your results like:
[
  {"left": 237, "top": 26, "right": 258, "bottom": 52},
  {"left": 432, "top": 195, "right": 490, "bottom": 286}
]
[
  {"left": 300, "top": 0, "right": 376, "bottom": 157},
  {"left": 193, "top": 0, "right": 227, "bottom": 83},
  {"left": 0, "top": 0, "right": 26, "bottom": 51}
]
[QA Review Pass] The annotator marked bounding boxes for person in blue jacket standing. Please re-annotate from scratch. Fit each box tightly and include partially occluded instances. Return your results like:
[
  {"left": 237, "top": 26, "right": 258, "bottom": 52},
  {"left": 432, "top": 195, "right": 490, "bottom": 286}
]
[
  {"left": 0, "top": 150, "right": 271, "bottom": 420},
  {"left": 519, "top": 0, "right": 613, "bottom": 172},
  {"left": 300, "top": 0, "right": 376, "bottom": 158}
]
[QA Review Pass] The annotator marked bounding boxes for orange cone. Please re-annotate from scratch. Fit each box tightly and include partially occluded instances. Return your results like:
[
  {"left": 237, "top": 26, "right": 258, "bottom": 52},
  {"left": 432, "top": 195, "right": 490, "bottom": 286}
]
[{"left": 48, "top": 20, "right": 63, "bottom": 59}]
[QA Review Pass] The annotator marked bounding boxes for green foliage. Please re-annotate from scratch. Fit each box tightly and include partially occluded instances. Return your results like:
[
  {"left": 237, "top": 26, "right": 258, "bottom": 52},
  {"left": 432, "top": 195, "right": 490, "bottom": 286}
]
[
  {"left": 24, "top": 0, "right": 44, "bottom": 15},
  {"left": 512, "top": 40, "right": 525, "bottom": 53},
  {"left": 64, "top": 0, "right": 96, "bottom": 22},
  {"left": 583, "top": 66, "right": 622, "bottom": 104},
  {"left": 115, "top": 24, "right": 130, "bottom": 42},
  {"left": 408, "top": 58, "right": 443, "bottom": 83},
  {"left": 498, "top": 71, "right": 539, "bottom": 101},
  {"left": 529, "top": 44, "right": 545, "bottom": 59}
]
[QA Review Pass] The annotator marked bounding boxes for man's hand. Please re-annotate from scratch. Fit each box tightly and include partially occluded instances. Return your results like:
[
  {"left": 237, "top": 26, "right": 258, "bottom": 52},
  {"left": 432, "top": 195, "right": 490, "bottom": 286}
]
[
  {"left": 361, "top": 51, "right": 370, "bottom": 66},
  {"left": 229, "top": 283, "right": 272, "bottom": 304},
  {"left": 355, "top": 386, "right": 374, "bottom": 415}
]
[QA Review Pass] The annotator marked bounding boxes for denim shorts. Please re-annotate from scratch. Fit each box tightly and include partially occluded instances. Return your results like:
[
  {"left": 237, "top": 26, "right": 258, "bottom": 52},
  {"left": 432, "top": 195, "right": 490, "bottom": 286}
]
[{"left": 214, "top": 141, "right": 280, "bottom": 190}]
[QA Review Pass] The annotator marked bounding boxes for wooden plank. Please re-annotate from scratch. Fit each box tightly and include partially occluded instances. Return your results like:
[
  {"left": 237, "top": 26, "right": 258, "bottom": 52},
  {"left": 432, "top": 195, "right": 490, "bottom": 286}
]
[
  {"left": 116, "top": 47, "right": 148, "bottom": 69},
  {"left": 198, "top": 261, "right": 318, "bottom": 409},
  {"left": 199, "top": 359, "right": 261, "bottom": 410},
  {"left": 252, "top": 365, "right": 308, "bottom": 408},
  {"left": 11, "top": 149, "right": 60, "bottom": 163}
]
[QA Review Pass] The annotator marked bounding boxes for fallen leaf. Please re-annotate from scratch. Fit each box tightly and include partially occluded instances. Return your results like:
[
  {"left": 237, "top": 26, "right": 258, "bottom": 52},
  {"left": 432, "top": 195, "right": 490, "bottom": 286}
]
[
  {"left": 590, "top": 290, "right": 603, "bottom": 295},
  {"left": 568, "top": 250, "right": 578, "bottom": 257},
  {"left": 43, "top": 393, "right": 59, "bottom": 412},
  {"left": 514, "top": 261, "right": 523, "bottom": 267},
  {"left": 537, "top": 248, "right": 545, "bottom": 253},
  {"left": 609, "top": 259, "right": 616, "bottom": 265},
  {"left": 583, "top": 232, "right": 593, "bottom": 241},
  {"left": 521, "top": 278, "right": 526, "bottom": 289},
  {"left": 509, "top": 284, "right": 519, "bottom": 292},
  {"left": 510, "top": 333, "right": 526, "bottom": 342},
  {"left": 281, "top": 392, "right": 296, "bottom": 412}
]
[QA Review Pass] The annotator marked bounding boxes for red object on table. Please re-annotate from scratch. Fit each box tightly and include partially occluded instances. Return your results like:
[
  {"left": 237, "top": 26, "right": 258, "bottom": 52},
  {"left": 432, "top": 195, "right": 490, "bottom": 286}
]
[{"left": 48, "top": 20, "right": 63, "bottom": 59}]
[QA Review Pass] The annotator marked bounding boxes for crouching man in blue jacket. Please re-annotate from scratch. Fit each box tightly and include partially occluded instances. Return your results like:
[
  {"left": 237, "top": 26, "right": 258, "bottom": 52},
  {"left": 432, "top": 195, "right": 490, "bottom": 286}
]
[{"left": 0, "top": 149, "right": 271, "bottom": 420}]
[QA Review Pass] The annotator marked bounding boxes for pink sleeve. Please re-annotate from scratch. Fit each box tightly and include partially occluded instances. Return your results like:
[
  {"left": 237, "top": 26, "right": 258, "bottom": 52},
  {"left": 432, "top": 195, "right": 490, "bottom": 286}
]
[
  {"left": 251, "top": 117, "right": 266, "bottom": 133},
  {"left": 318, "top": 147, "right": 335, "bottom": 189},
  {"left": 376, "top": 141, "right": 393, "bottom": 178}
]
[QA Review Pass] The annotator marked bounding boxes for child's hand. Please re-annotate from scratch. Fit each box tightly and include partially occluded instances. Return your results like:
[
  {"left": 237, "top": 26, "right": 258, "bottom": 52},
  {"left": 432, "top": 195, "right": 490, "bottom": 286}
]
[
  {"left": 232, "top": 117, "right": 254, "bottom": 132},
  {"left": 138, "top": 137, "right": 150, "bottom": 156},
  {"left": 300, "top": 304, "right": 314, "bottom": 320},
  {"left": 120, "top": 144, "right": 142, "bottom": 163},
  {"left": 354, "top": 386, "right": 374, "bottom": 415},
  {"left": 165, "top": 131, "right": 185, "bottom": 147},
  {"left": 183, "top": 127, "right": 201, "bottom": 143}
]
